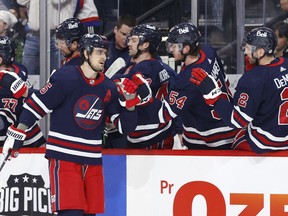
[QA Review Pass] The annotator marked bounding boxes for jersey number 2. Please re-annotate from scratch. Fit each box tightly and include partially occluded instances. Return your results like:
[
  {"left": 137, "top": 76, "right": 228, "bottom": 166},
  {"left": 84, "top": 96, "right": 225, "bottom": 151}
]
[{"left": 279, "top": 87, "right": 288, "bottom": 125}]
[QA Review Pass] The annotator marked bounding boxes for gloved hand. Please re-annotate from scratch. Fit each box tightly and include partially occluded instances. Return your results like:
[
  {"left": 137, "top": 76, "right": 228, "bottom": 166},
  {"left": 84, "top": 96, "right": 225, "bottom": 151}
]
[
  {"left": 114, "top": 78, "right": 138, "bottom": 110},
  {"left": 0, "top": 70, "right": 27, "bottom": 98},
  {"left": 190, "top": 68, "right": 222, "bottom": 106},
  {"left": 2, "top": 125, "right": 26, "bottom": 160},
  {"left": 131, "top": 73, "right": 152, "bottom": 106}
]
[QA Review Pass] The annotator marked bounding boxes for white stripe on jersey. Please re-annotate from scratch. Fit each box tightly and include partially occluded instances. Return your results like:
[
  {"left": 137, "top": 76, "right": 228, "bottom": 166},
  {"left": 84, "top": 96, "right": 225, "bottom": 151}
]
[
  {"left": 182, "top": 134, "right": 234, "bottom": 147},
  {"left": 136, "top": 123, "right": 163, "bottom": 130},
  {"left": 23, "top": 103, "right": 42, "bottom": 120},
  {"left": 23, "top": 132, "right": 44, "bottom": 146},
  {"left": 183, "top": 125, "right": 235, "bottom": 135},
  {"left": 49, "top": 131, "right": 102, "bottom": 145},
  {"left": 31, "top": 93, "right": 53, "bottom": 114},
  {"left": 0, "top": 135, "right": 6, "bottom": 141},
  {"left": 163, "top": 100, "right": 177, "bottom": 120},
  {"left": 231, "top": 105, "right": 253, "bottom": 128},
  {"left": 127, "top": 120, "right": 172, "bottom": 143},
  {"left": 248, "top": 125, "right": 288, "bottom": 150},
  {"left": 46, "top": 144, "right": 102, "bottom": 158}
]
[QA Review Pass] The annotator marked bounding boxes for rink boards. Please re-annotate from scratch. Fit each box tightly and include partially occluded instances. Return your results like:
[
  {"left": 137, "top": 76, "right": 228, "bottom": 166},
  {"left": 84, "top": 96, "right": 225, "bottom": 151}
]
[{"left": 0, "top": 148, "right": 288, "bottom": 216}]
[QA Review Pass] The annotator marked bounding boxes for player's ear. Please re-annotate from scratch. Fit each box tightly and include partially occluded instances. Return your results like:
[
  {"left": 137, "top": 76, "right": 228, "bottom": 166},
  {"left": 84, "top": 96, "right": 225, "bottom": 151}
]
[
  {"left": 83, "top": 50, "right": 89, "bottom": 60},
  {"left": 71, "top": 41, "right": 78, "bottom": 51},
  {"left": 182, "top": 44, "right": 190, "bottom": 55},
  {"left": 114, "top": 26, "right": 118, "bottom": 34},
  {"left": 0, "top": 56, "right": 3, "bottom": 65},
  {"left": 258, "top": 48, "right": 265, "bottom": 58}
]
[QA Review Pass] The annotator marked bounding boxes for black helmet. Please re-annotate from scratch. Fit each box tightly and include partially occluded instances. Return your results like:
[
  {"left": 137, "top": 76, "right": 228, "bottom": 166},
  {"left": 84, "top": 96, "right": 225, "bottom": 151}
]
[
  {"left": 55, "top": 18, "right": 87, "bottom": 47},
  {"left": 78, "top": 33, "right": 109, "bottom": 57},
  {"left": 241, "top": 27, "right": 277, "bottom": 54},
  {"left": 129, "top": 24, "right": 162, "bottom": 53},
  {"left": 166, "top": 22, "right": 201, "bottom": 54},
  {"left": 0, "top": 36, "right": 15, "bottom": 65}
]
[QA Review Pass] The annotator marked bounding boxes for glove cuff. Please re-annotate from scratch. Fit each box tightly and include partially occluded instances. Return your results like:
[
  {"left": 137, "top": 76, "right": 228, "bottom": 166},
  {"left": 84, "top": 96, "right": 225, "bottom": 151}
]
[
  {"left": 11, "top": 78, "right": 27, "bottom": 99},
  {"left": 7, "top": 125, "right": 26, "bottom": 141}
]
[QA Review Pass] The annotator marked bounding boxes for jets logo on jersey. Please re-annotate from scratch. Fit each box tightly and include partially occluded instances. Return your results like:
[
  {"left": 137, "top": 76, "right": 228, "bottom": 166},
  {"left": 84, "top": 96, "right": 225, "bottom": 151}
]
[{"left": 74, "top": 95, "right": 104, "bottom": 130}]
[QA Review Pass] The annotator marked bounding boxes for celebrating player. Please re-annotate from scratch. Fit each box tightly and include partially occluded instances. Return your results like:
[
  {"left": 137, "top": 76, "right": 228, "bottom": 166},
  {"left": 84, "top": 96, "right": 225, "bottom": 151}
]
[
  {"left": 108, "top": 24, "right": 177, "bottom": 149},
  {"left": 55, "top": 17, "right": 88, "bottom": 66},
  {"left": 159, "top": 22, "right": 239, "bottom": 149},
  {"left": 0, "top": 36, "right": 45, "bottom": 148},
  {"left": 140, "top": 22, "right": 239, "bottom": 149},
  {"left": 191, "top": 26, "right": 288, "bottom": 152},
  {"left": 1, "top": 33, "right": 150, "bottom": 216}
]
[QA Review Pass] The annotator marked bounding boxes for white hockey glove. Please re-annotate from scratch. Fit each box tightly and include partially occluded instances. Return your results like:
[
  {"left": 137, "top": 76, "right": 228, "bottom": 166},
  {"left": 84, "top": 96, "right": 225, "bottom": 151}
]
[
  {"left": 0, "top": 70, "right": 28, "bottom": 98},
  {"left": 190, "top": 68, "right": 222, "bottom": 106},
  {"left": 2, "top": 125, "right": 26, "bottom": 160}
]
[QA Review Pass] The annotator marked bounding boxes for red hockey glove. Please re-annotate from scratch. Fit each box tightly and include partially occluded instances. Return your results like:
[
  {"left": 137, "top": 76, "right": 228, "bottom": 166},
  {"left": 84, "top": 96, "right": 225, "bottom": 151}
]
[
  {"left": 114, "top": 78, "right": 138, "bottom": 110},
  {"left": 0, "top": 70, "right": 27, "bottom": 98},
  {"left": 190, "top": 68, "right": 222, "bottom": 106},
  {"left": 131, "top": 73, "right": 152, "bottom": 106},
  {"left": 2, "top": 125, "right": 26, "bottom": 160}
]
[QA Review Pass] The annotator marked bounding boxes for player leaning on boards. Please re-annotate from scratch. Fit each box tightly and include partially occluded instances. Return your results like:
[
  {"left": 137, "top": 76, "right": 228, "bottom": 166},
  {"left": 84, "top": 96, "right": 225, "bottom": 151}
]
[
  {"left": 191, "top": 26, "right": 288, "bottom": 152},
  {"left": 55, "top": 17, "right": 88, "bottom": 66},
  {"left": 1, "top": 33, "right": 151, "bottom": 216},
  {"left": 0, "top": 36, "right": 45, "bottom": 148},
  {"left": 146, "top": 22, "right": 239, "bottom": 149}
]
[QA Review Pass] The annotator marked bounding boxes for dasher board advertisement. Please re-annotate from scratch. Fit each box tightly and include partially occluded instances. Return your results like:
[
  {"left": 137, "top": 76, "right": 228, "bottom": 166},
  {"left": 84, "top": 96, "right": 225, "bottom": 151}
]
[{"left": 1, "top": 149, "right": 288, "bottom": 216}]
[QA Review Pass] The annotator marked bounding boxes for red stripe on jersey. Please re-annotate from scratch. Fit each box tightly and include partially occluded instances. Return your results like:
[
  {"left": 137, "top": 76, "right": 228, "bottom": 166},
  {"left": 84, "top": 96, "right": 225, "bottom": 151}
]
[
  {"left": 251, "top": 128, "right": 288, "bottom": 147},
  {"left": 26, "top": 125, "right": 41, "bottom": 138},
  {"left": 129, "top": 122, "right": 170, "bottom": 138},
  {"left": 183, "top": 129, "right": 239, "bottom": 143},
  {"left": 26, "top": 99, "right": 46, "bottom": 117},
  {"left": 48, "top": 137, "right": 102, "bottom": 152},
  {"left": 233, "top": 109, "right": 249, "bottom": 127}
]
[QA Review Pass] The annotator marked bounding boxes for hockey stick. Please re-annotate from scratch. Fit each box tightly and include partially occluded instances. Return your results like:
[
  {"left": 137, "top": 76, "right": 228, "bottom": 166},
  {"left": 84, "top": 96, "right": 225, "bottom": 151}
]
[
  {"left": 105, "top": 58, "right": 126, "bottom": 79},
  {"left": 0, "top": 150, "right": 12, "bottom": 173}
]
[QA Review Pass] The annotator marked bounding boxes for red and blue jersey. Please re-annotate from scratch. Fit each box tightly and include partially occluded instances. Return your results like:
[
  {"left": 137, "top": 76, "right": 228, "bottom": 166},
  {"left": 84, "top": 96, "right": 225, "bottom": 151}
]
[
  {"left": 215, "top": 57, "right": 288, "bottom": 153},
  {"left": 152, "top": 44, "right": 239, "bottom": 149},
  {"left": 0, "top": 62, "right": 46, "bottom": 147},
  {"left": 19, "top": 65, "right": 138, "bottom": 164},
  {"left": 112, "top": 58, "right": 176, "bottom": 148}
]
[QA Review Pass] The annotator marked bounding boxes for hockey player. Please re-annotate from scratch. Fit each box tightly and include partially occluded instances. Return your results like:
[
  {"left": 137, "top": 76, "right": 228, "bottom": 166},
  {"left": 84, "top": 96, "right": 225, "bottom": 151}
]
[
  {"left": 190, "top": 26, "right": 288, "bottom": 152},
  {"left": 0, "top": 36, "right": 45, "bottom": 147},
  {"left": 104, "top": 14, "right": 137, "bottom": 72},
  {"left": 148, "top": 22, "right": 239, "bottom": 149},
  {"left": 1, "top": 33, "right": 150, "bottom": 215},
  {"left": 109, "top": 24, "right": 177, "bottom": 149},
  {"left": 55, "top": 17, "right": 88, "bottom": 66}
]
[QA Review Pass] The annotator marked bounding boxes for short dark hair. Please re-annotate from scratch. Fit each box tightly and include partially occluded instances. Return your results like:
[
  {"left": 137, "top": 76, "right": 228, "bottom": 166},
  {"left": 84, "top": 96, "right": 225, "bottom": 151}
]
[
  {"left": 116, "top": 14, "right": 137, "bottom": 29},
  {"left": 272, "top": 21, "right": 288, "bottom": 38}
]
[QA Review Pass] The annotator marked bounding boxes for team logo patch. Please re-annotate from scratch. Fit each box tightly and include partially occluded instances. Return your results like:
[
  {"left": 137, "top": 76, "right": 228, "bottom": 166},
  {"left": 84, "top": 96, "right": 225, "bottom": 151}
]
[
  {"left": 74, "top": 95, "right": 104, "bottom": 130},
  {"left": 0, "top": 173, "right": 51, "bottom": 215}
]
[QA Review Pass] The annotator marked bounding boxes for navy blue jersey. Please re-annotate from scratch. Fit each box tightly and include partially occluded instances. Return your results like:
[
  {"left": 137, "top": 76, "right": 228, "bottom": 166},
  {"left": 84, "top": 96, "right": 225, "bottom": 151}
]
[
  {"left": 104, "top": 40, "right": 131, "bottom": 70},
  {"left": 0, "top": 63, "right": 46, "bottom": 147},
  {"left": 112, "top": 58, "right": 176, "bottom": 148},
  {"left": 20, "top": 65, "right": 137, "bottom": 164},
  {"left": 215, "top": 57, "right": 288, "bottom": 153},
  {"left": 152, "top": 44, "right": 239, "bottom": 149},
  {"left": 61, "top": 55, "right": 82, "bottom": 67}
]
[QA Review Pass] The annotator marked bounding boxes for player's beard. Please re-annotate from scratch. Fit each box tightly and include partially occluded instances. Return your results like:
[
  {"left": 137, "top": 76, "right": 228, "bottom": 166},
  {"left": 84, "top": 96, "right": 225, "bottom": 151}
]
[{"left": 63, "top": 50, "right": 74, "bottom": 58}]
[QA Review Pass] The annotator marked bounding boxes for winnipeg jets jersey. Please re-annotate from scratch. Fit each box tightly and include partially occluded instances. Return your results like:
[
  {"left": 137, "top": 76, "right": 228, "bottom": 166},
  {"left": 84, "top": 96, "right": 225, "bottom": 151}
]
[
  {"left": 19, "top": 65, "right": 138, "bottom": 164},
  {"left": 0, "top": 63, "right": 45, "bottom": 147},
  {"left": 113, "top": 58, "right": 176, "bottom": 148},
  {"left": 215, "top": 57, "right": 288, "bottom": 153},
  {"left": 153, "top": 44, "right": 239, "bottom": 149}
]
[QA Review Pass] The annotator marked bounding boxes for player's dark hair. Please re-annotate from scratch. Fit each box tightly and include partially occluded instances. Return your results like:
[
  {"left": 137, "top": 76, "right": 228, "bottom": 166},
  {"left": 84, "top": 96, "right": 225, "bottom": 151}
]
[
  {"left": 272, "top": 21, "right": 288, "bottom": 38},
  {"left": 116, "top": 14, "right": 137, "bottom": 29}
]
